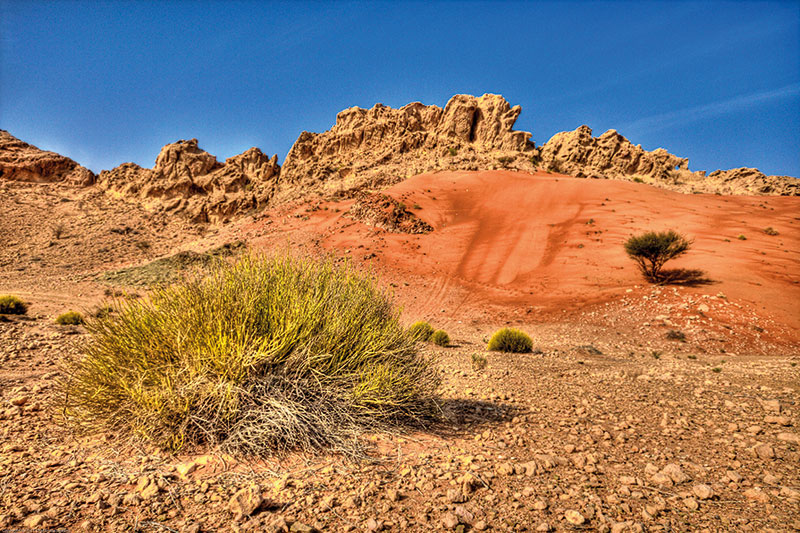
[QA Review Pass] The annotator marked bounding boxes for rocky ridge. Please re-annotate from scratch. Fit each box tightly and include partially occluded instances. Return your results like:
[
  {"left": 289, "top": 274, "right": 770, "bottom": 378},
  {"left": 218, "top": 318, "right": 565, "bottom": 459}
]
[
  {"left": 1, "top": 95, "right": 797, "bottom": 225},
  {"left": 0, "top": 130, "right": 95, "bottom": 186},
  {"left": 97, "top": 139, "right": 280, "bottom": 223}
]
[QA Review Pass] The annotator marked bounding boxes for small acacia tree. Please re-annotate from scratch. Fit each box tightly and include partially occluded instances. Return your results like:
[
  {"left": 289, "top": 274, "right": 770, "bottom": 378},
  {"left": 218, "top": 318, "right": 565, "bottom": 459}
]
[{"left": 624, "top": 230, "right": 691, "bottom": 283}]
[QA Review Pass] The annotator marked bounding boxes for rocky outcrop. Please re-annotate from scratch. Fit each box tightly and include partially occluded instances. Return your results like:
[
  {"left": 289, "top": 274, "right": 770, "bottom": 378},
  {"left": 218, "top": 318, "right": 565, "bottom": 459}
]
[
  {"left": 97, "top": 139, "right": 279, "bottom": 223},
  {"left": 279, "top": 93, "right": 534, "bottom": 199},
  {"left": 0, "top": 130, "right": 95, "bottom": 186},
  {"left": 537, "top": 125, "right": 798, "bottom": 196},
  {"left": 538, "top": 125, "right": 688, "bottom": 181}
]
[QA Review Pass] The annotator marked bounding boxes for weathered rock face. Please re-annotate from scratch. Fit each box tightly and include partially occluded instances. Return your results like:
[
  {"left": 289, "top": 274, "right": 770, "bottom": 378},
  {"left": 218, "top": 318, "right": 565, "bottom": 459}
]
[
  {"left": 97, "top": 139, "right": 279, "bottom": 223},
  {"left": 279, "top": 93, "right": 534, "bottom": 198},
  {"left": 538, "top": 125, "right": 689, "bottom": 181},
  {"left": 537, "top": 125, "right": 798, "bottom": 196},
  {"left": 0, "top": 130, "right": 95, "bottom": 186}
]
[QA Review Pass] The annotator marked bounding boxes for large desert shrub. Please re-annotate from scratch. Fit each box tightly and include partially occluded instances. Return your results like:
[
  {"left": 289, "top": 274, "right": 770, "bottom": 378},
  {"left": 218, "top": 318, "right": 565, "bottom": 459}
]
[
  {"left": 624, "top": 230, "right": 691, "bottom": 283},
  {"left": 61, "top": 254, "right": 440, "bottom": 455},
  {"left": 0, "top": 295, "right": 27, "bottom": 315},
  {"left": 487, "top": 328, "right": 533, "bottom": 353}
]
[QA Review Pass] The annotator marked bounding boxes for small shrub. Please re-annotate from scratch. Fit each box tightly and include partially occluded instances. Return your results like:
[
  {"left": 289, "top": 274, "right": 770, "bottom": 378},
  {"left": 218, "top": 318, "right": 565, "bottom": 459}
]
[
  {"left": 666, "top": 329, "right": 686, "bottom": 342},
  {"left": 52, "top": 223, "right": 66, "bottom": 239},
  {"left": 624, "top": 230, "right": 692, "bottom": 283},
  {"left": 0, "top": 295, "right": 27, "bottom": 315},
  {"left": 688, "top": 355, "right": 697, "bottom": 360},
  {"left": 56, "top": 311, "right": 84, "bottom": 325},
  {"left": 471, "top": 352, "right": 487, "bottom": 371},
  {"left": 764, "top": 227, "right": 779, "bottom": 236},
  {"left": 431, "top": 330, "right": 450, "bottom": 347},
  {"left": 448, "top": 146, "right": 458, "bottom": 157},
  {"left": 61, "top": 254, "right": 440, "bottom": 455},
  {"left": 497, "top": 156, "right": 514, "bottom": 168},
  {"left": 632, "top": 177, "right": 644, "bottom": 183},
  {"left": 712, "top": 367, "right": 722, "bottom": 373},
  {"left": 407, "top": 321, "right": 434, "bottom": 341},
  {"left": 487, "top": 328, "right": 533, "bottom": 353},
  {"left": 737, "top": 234, "right": 747, "bottom": 240}
]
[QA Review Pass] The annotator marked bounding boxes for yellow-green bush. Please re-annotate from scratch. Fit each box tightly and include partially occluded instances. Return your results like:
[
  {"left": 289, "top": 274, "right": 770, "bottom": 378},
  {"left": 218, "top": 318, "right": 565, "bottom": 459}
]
[
  {"left": 407, "top": 321, "right": 434, "bottom": 341},
  {"left": 487, "top": 328, "right": 533, "bottom": 353},
  {"left": 431, "top": 330, "right": 450, "bottom": 347},
  {"left": 0, "top": 295, "right": 27, "bottom": 315},
  {"left": 61, "top": 254, "right": 440, "bottom": 455},
  {"left": 56, "top": 311, "right": 84, "bottom": 325}
]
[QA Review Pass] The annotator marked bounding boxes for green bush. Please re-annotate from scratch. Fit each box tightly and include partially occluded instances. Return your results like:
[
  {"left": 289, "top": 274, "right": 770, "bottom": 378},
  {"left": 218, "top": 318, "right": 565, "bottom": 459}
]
[
  {"left": 61, "top": 254, "right": 440, "bottom": 455},
  {"left": 56, "top": 311, "right": 84, "bottom": 325},
  {"left": 407, "top": 321, "right": 434, "bottom": 341},
  {"left": 624, "top": 230, "right": 691, "bottom": 283},
  {"left": 431, "top": 330, "right": 450, "bottom": 347},
  {"left": 471, "top": 352, "right": 487, "bottom": 371},
  {"left": 0, "top": 295, "right": 27, "bottom": 315},
  {"left": 487, "top": 328, "right": 533, "bottom": 353},
  {"left": 764, "top": 227, "right": 778, "bottom": 236}
]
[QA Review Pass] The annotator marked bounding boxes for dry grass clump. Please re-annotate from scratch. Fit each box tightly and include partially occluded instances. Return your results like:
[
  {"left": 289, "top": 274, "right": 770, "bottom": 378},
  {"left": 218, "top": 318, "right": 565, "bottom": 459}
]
[
  {"left": 471, "top": 352, "right": 488, "bottom": 371},
  {"left": 61, "top": 254, "right": 440, "bottom": 456},
  {"left": 407, "top": 321, "right": 434, "bottom": 341},
  {"left": 487, "top": 328, "right": 533, "bottom": 353},
  {"left": 55, "top": 311, "right": 84, "bottom": 325},
  {"left": 0, "top": 295, "right": 28, "bottom": 315},
  {"left": 431, "top": 330, "right": 450, "bottom": 347}
]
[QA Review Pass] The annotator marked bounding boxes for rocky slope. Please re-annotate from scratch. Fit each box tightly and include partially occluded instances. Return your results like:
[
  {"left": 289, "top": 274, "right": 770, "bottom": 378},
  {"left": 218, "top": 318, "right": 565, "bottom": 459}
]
[
  {"left": 0, "top": 130, "right": 95, "bottom": 186},
  {"left": 278, "top": 93, "right": 535, "bottom": 200},
  {"left": 97, "top": 139, "right": 280, "bottom": 223}
]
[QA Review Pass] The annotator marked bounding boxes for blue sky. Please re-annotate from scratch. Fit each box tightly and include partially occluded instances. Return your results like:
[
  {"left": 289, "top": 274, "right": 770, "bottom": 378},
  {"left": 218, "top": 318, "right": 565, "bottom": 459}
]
[{"left": 1, "top": 1, "right": 798, "bottom": 176}]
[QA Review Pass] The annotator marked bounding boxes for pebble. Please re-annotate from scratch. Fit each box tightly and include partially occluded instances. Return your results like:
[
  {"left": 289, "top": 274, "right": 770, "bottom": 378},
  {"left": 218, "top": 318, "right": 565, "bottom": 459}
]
[
  {"left": 564, "top": 510, "right": 585, "bottom": 525},
  {"left": 692, "top": 484, "right": 714, "bottom": 500}
]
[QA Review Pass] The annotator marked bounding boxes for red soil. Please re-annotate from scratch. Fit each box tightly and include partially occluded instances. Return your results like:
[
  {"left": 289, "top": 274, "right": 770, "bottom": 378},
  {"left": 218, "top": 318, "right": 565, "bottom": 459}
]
[{"left": 249, "top": 170, "right": 800, "bottom": 342}]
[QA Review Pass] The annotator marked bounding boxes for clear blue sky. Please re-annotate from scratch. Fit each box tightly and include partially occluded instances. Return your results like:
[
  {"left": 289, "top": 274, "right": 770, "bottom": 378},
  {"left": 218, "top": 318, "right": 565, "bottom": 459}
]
[{"left": 1, "top": 1, "right": 798, "bottom": 176}]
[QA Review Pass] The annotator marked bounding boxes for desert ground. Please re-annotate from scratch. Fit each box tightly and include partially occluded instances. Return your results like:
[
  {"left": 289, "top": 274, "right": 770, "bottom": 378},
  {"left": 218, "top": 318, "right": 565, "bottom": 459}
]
[{"left": 1, "top": 165, "right": 799, "bottom": 532}]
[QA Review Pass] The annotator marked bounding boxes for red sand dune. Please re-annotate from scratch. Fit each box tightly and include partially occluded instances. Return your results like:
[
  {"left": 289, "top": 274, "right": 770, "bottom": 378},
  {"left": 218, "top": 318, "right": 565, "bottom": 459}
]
[{"left": 251, "top": 170, "right": 800, "bottom": 337}]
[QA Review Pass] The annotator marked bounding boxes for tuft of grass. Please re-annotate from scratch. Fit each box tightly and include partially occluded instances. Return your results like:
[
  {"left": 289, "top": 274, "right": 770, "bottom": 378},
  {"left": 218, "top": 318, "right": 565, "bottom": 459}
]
[
  {"left": 737, "top": 234, "right": 747, "bottom": 240},
  {"left": 407, "top": 321, "right": 434, "bottom": 342},
  {"left": 61, "top": 253, "right": 441, "bottom": 456},
  {"left": 0, "top": 295, "right": 28, "bottom": 315},
  {"left": 448, "top": 146, "right": 458, "bottom": 157},
  {"left": 431, "top": 330, "right": 450, "bottom": 347},
  {"left": 487, "top": 328, "right": 533, "bottom": 353},
  {"left": 56, "top": 311, "right": 84, "bottom": 325},
  {"left": 764, "top": 227, "right": 779, "bottom": 236},
  {"left": 471, "top": 352, "right": 487, "bottom": 371},
  {"left": 712, "top": 367, "right": 722, "bottom": 373}
]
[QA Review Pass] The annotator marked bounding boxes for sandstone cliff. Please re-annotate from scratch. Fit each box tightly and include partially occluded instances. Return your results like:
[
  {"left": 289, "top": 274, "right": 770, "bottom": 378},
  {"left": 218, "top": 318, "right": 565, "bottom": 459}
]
[
  {"left": 279, "top": 93, "right": 535, "bottom": 199},
  {"left": 0, "top": 130, "right": 95, "bottom": 186},
  {"left": 97, "top": 139, "right": 280, "bottom": 223}
]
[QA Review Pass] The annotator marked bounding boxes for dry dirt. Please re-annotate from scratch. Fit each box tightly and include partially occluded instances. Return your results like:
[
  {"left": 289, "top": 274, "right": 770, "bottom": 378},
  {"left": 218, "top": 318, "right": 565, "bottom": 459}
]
[{"left": 1, "top": 171, "right": 799, "bottom": 532}]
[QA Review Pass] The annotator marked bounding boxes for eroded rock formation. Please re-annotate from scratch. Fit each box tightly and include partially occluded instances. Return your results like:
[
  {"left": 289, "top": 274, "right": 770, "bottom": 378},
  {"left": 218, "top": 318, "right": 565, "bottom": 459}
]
[
  {"left": 0, "top": 130, "right": 95, "bottom": 186},
  {"left": 97, "top": 139, "right": 280, "bottom": 223},
  {"left": 279, "top": 93, "right": 534, "bottom": 199},
  {"left": 537, "top": 125, "right": 798, "bottom": 195}
]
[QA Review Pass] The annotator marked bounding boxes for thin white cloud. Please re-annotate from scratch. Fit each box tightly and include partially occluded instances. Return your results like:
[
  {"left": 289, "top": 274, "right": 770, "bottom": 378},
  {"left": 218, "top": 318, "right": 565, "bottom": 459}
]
[{"left": 621, "top": 84, "right": 800, "bottom": 135}]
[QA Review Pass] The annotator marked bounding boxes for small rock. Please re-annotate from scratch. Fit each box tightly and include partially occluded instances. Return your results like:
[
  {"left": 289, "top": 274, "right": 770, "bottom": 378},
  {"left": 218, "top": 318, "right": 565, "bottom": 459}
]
[
  {"left": 764, "top": 415, "right": 791, "bottom": 426},
  {"left": 777, "top": 432, "right": 800, "bottom": 444},
  {"left": 473, "top": 520, "right": 488, "bottom": 531},
  {"left": 447, "top": 488, "right": 467, "bottom": 503},
  {"left": 23, "top": 514, "right": 45, "bottom": 528},
  {"left": 564, "top": 510, "right": 585, "bottom": 525},
  {"left": 441, "top": 512, "right": 459, "bottom": 529},
  {"left": 692, "top": 484, "right": 714, "bottom": 500},
  {"left": 683, "top": 497, "right": 699, "bottom": 511},
  {"left": 10, "top": 396, "right": 28, "bottom": 407},
  {"left": 289, "top": 522, "right": 314, "bottom": 533},
  {"left": 661, "top": 463, "right": 689, "bottom": 484},
  {"left": 229, "top": 485, "right": 264, "bottom": 520},
  {"left": 752, "top": 443, "right": 775, "bottom": 459},
  {"left": 743, "top": 488, "right": 770, "bottom": 503},
  {"left": 762, "top": 399, "right": 781, "bottom": 413}
]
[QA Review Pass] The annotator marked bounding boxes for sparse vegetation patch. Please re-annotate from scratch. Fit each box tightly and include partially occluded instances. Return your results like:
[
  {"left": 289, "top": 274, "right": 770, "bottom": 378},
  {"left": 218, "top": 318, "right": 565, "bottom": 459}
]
[
  {"left": 0, "top": 295, "right": 28, "bottom": 315},
  {"left": 407, "top": 321, "right": 434, "bottom": 341},
  {"left": 487, "top": 328, "right": 533, "bottom": 353},
  {"left": 55, "top": 311, "right": 84, "bottom": 325},
  {"left": 624, "top": 230, "right": 692, "bottom": 283},
  {"left": 431, "top": 329, "right": 450, "bottom": 347}
]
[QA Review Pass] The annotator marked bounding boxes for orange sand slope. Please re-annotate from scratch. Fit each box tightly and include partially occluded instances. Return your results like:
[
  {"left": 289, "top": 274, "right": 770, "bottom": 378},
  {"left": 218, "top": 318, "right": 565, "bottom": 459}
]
[{"left": 254, "top": 170, "right": 799, "bottom": 331}]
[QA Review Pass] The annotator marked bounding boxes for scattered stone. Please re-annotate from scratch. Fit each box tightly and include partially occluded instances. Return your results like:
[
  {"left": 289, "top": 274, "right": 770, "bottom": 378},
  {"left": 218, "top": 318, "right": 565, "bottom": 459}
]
[
  {"left": 692, "top": 484, "right": 714, "bottom": 500},
  {"left": 752, "top": 443, "right": 775, "bottom": 459},
  {"left": 229, "top": 484, "right": 264, "bottom": 520},
  {"left": 441, "top": 512, "right": 459, "bottom": 529},
  {"left": 683, "top": 498, "right": 699, "bottom": 511},
  {"left": 743, "top": 488, "right": 770, "bottom": 503},
  {"left": 564, "top": 510, "right": 585, "bottom": 525}
]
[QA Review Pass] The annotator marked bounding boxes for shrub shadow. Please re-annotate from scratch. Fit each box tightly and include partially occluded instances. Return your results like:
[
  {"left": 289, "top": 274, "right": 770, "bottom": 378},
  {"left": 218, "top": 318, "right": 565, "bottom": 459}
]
[
  {"left": 429, "top": 398, "right": 518, "bottom": 438},
  {"left": 658, "top": 268, "right": 715, "bottom": 286}
]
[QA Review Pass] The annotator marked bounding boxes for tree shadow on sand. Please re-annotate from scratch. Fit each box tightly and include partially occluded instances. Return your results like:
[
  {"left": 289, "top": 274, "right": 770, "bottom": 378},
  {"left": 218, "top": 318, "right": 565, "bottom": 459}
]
[{"left": 657, "top": 268, "right": 715, "bottom": 286}]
